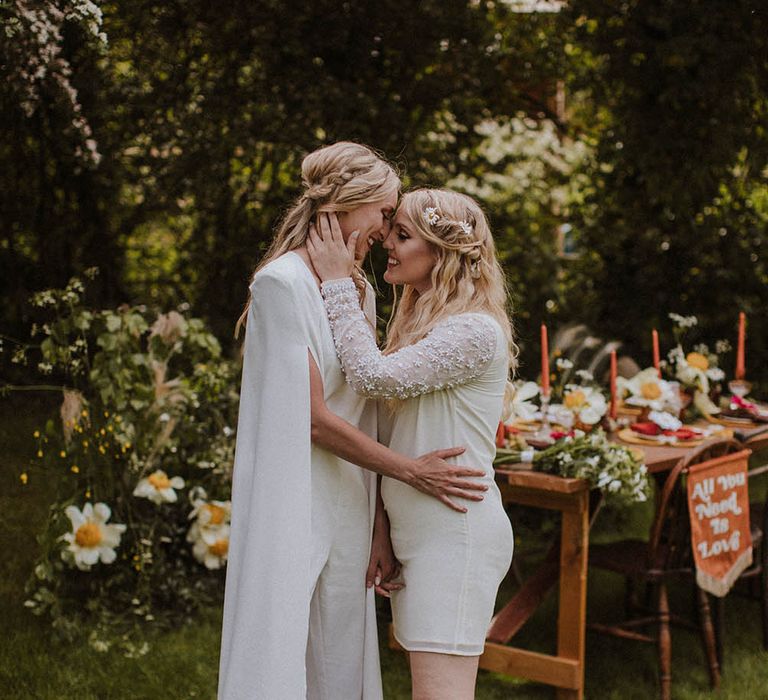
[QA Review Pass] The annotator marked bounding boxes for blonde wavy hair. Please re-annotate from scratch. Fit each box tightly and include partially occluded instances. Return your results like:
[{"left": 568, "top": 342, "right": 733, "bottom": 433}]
[
  {"left": 235, "top": 141, "right": 400, "bottom": 337},
  {"left": 384, "top": 188, "right": 517, "bottom": 371}
]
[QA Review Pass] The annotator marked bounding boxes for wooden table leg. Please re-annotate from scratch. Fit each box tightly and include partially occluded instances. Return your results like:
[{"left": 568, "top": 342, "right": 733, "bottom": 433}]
[{"left": 555, "top": 488, "right": 589, "bottom": 700}]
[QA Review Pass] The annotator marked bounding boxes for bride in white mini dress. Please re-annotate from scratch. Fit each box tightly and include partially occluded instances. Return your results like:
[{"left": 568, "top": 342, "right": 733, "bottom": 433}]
[{"left": 308, "top": 188, "right": 515, "bottom": 699}]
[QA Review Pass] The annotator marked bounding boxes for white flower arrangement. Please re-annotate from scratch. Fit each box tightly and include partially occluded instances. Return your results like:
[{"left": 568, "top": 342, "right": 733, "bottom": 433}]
[
  {"left": 423, "top": 206, "right": 440, "bottom": 226},
  {"left": 495, "top": 429, "right": 650, "bottom": 507},
  {"left": 61, "top": 502, "right": 126, "bottom": 571},
  {"left": 132, "top": 469, "right": 185, "bottom": 504},
  {"left": 617, "top": 367, "right": 680, "bottom": 412},
  {"left": 667, "top": 345, "right": 721, "bottom": 416},
  {"left": 550, "top": 384, "right": 608, "bottom": 426}
]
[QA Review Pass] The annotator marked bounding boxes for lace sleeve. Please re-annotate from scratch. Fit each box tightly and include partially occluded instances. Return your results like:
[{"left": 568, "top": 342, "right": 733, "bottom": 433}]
[{"left": 320, "top": 278, "right": 498, "bottom": 400}]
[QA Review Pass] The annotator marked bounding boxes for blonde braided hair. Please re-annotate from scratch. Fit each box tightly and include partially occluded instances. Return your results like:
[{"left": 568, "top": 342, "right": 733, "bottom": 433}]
[{"left": 235, "top": 142, "right": 400, "bottom": 337}]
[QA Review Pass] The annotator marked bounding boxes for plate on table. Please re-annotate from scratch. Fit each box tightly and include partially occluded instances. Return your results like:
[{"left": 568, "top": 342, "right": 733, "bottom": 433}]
[{"left": 617, "top": 426, "right": 732, "bottom": 448}]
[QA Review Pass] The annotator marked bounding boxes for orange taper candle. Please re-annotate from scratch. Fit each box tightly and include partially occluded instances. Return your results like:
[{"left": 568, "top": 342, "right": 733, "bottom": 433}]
[
  {"left": 736, "top": 312, "right": 746, "bottom": 380},
  {"left": 540, "top": 323, "right": 550, "bottom": 396},
  {"left": 609, "top": 350, "right": 618, "bottom": 420},
  {"left": 652, "top": 329, "right": 661, "bottom": 378}
]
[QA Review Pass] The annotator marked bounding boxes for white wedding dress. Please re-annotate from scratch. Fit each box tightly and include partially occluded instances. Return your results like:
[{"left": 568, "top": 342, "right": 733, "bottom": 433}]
[
  {"left": 218, "top": 253, "right": 382, "bottom": 699},
  {"left": 321, "top": 278, "right": 514, "bottom": 655}
]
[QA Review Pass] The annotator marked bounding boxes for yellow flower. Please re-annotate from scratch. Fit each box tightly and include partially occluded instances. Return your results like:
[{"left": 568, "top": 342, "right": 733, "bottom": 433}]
[
  {"left": 60, "top": 451, "right": 66, "bottom": 458},
  {"left": 85, "top": 490, "right": 91, "bottom": 498},
  {"left": 81, "top": 409, "right": 88, "bottom": 417},
  {"left": 33, "top": 430, "right": 40, "bottom": 438},
  {"left": 564, "top": 390, "right": 587, "bottom": 409},
  {"left": 686, "top": 352, "right": 709, "bottom": 371},
  {"left": 115, "top": 416, "right": 122, "bottom": 423},
  {"left": 640, "top": 382, "right": 662, "bottom": 400},
  {"left": 71, "top": 465, "right": 80, "bottom": 474},
  {"left": 20, "top": 472, "right": 28, "bottom": 485},
  {"left": 82, "top": 440, "right": 89, "bottom": 448},
  {"left": 37, "top": 450, "right": 43, "bottom": 458},
  {"left": 99, "top": 428, "right": 106, "bottom": 436},
  {"left": 104, "top": 411, "right": 109, "bottom": 418}
]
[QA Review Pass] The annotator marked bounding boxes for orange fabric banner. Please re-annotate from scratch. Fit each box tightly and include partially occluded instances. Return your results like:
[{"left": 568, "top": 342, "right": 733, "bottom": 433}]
[{"left": 687, "top": 449, "right": 753, "bottom": 597}]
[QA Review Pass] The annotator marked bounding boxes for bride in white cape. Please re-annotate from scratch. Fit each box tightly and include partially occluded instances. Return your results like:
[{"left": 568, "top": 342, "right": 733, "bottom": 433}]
[{"left": 218, "top": 144, "right": 488, "bottom": 700}]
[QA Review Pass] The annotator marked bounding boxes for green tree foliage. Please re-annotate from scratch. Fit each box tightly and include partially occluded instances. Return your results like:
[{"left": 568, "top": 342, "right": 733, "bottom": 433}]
[
  {"left": 2, "top": 0, "right": 767, "bottom": 386},
  {"left": 561, "top": 0, "right": 768, "bottom": 382}
]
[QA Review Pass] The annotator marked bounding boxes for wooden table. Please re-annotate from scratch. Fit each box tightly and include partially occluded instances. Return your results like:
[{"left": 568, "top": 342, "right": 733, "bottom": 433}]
[
  {"left": 483, "top": 469, "right": 591, "bottom": 699},
  {"left": 477, "top": 422, "right": 768, "bottom": 698}
]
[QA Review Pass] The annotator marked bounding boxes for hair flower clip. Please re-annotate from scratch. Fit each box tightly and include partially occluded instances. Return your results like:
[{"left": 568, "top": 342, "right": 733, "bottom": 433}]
[
  {"left": 458, "top": 221, "right": 473, "bottom": 236},
  {"left": 423, "top": 207, "right": 440, "bottom": 226}
]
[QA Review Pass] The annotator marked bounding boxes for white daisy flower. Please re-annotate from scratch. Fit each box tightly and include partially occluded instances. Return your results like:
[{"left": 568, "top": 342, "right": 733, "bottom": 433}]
[
  {"left": 188, "top": 499, "right": 231, "bottom": 528},
  {"left": 502, "top": 381, "right": 540, "bottom": 423},
  {"left": 558, "top": 384, "right": 608, "bottom": 425},
  {"left": 617, "top": 367, "right": 679, "bottom": 412},
  {"left": 61, "top": 502, "right": 126, "bottom": 571},
  {"left": 133, "top": 470, "right": 185, "bottom": 505},
  {"left": 423, "top": 206, "right": 440, "bottom": 225},
  {"left": 191, "top": 524, "right": 230, "bottom": 570}
]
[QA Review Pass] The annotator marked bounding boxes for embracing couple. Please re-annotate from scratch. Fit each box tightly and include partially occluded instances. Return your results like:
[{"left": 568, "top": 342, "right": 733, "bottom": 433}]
[{"left": 218, "top": 142, "right": 515, "bottom": 700}]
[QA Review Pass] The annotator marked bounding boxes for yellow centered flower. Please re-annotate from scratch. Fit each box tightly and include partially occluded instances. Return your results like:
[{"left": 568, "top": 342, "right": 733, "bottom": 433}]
[
  {"left": 71, "top": 465, "right": 79, "bottom": 474},
  {"left": 564, "top": 390, "right": 587, "bottom": 409},
  {"left": 686, "top": 352, "right": 709, "bottom": 370},
  {"left": 640, "top": 382, "right": 662, "bottom": 400},
  {"left": 33, "top": 430, "right": 40, "bottom": 438},
  {"left": 205, "top": 504, "right": 227, "bottom": 525},
  {"left": 209, "top": 539, "right": 229, "bottom": 558},
  {"left": 148, "top": 471, "right": 171, "bottom": 490},
  {"left": 60, "top": 451, "right": 66, "bottom": 458},
  {"left": 37, "top": 450, "right": 43, "bottom": 458},
  {"left": 75, "top": 522, "right": 102, "bottom": 548},
  {"left": 20, "top": 473, "right": 28, "bottom": 485}
]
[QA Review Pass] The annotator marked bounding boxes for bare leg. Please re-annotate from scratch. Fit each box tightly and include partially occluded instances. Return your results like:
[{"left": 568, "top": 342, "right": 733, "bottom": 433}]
[{"left": 409, "top": 651, "right": 479, "bottom": 700}]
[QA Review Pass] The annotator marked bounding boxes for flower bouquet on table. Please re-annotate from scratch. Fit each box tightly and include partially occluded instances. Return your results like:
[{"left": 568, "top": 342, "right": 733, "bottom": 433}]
[
  {"left": 663, "top": 313, "right": 729, "bottom": 419},
  {"left": 494, "top": 429, "right": 650, "bottom": 507},
  {"left": 499, "top": 363, "right": 608, "bottom": 445}
]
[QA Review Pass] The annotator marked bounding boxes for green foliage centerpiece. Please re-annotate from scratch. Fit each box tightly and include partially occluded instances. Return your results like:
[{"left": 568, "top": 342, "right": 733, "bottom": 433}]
[{"left": 495, "top": 429, "right": 650, "bottom": 508}]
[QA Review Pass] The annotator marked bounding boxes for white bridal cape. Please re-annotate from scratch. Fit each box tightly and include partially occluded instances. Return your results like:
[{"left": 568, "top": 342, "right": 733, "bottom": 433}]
[{"left": 218, "top": 253, "right": 381, "bottom": 699}]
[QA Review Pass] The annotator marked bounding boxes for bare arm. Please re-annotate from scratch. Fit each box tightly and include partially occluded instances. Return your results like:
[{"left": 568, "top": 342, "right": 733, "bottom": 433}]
[{"left": 308, "top": 351, "right": 487, "bottom": 512}]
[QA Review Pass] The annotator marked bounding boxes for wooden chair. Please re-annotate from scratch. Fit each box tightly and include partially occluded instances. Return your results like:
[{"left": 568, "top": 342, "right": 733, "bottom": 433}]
[
  {"left": 588, "top": 440, "right": 744, "bottom": 700},
  {"left": 711, "top": 434, "right": 768, "bottom": 666}
]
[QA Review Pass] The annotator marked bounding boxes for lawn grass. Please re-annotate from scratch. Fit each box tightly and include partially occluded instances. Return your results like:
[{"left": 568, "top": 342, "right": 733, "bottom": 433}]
[{"left": 3, "top": 395, "right": 768, "bottom": 698}]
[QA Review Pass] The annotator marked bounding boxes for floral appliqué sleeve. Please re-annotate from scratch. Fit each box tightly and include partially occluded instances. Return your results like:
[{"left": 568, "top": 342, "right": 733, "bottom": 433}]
[{"left": 321, "top": 278, "right": 497, "bottom": 400}]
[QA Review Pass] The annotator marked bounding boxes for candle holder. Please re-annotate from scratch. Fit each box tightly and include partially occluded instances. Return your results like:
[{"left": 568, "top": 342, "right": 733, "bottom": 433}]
[
  {"left": 532, "top": 393, "right": 554, "bottom": 445},
  {"left": 728, "top": 379, "right": 752, "bottom": 400}
]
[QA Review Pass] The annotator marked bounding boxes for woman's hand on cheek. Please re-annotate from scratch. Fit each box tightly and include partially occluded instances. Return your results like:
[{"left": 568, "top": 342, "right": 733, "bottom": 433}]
[{"left": 306, "top": 212, "right": 357, "bottom": 282}]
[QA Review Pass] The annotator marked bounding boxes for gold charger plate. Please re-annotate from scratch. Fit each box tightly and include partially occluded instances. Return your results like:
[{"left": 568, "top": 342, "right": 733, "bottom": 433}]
[
  {"left": 617, "top": 427, "right": 732, "bottom": 448},
  {"left": 704, "top": 413, "right": 763, "bottom": 429}
]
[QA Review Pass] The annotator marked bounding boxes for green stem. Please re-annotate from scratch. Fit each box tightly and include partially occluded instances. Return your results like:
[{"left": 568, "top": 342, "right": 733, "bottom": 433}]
[{"left": 2, "top": 384, "right": 66, "bottom": 392}]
